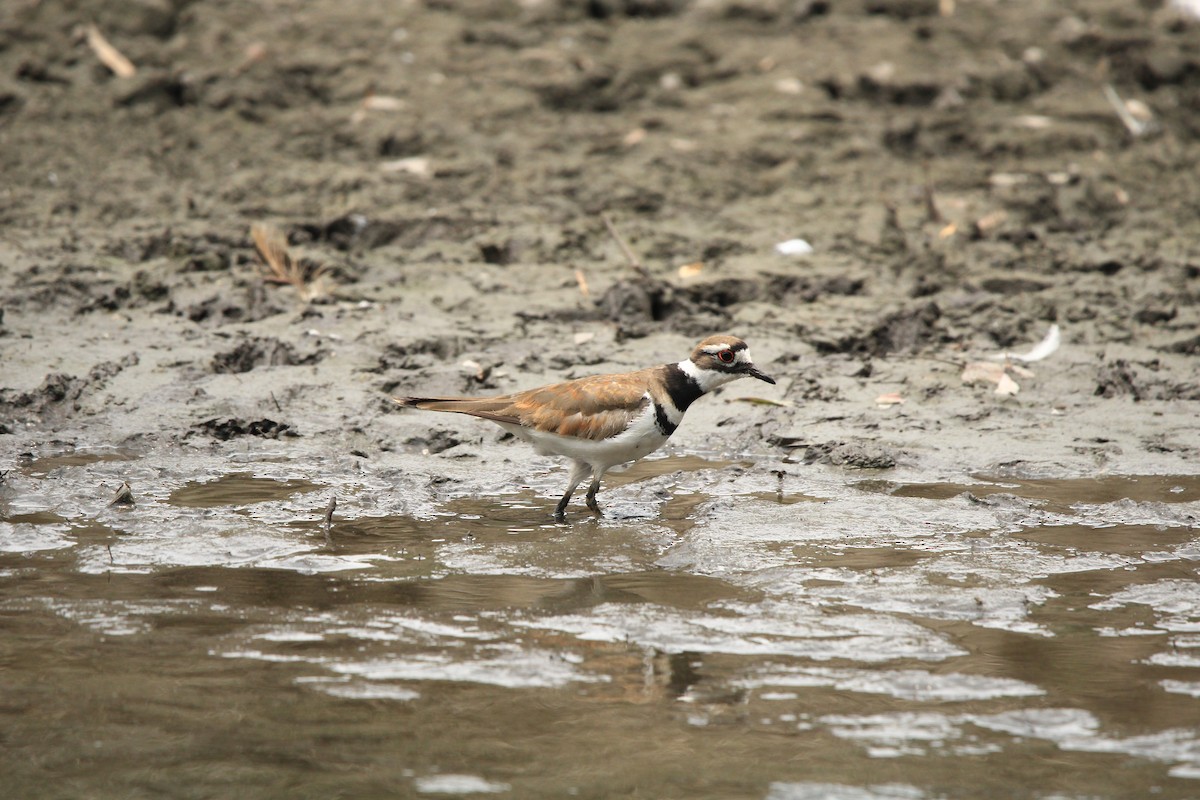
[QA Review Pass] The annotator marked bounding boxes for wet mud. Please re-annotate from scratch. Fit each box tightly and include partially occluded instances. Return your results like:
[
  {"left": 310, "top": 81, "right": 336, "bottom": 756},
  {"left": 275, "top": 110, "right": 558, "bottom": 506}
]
[{"left": 3, "top": 0, "right": 1200, "bottom": 797}]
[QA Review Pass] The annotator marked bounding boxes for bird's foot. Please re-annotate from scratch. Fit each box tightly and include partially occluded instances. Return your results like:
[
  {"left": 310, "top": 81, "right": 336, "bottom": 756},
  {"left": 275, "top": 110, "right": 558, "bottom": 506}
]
[{"left": 554, "top": 493, "right": 571, "bottom": 523}]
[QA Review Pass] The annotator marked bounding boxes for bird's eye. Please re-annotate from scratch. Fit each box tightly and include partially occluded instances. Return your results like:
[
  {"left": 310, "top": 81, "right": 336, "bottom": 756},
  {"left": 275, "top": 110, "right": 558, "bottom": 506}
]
[{"left": 718, "top": 349, "right": 735, "bottom": 364}]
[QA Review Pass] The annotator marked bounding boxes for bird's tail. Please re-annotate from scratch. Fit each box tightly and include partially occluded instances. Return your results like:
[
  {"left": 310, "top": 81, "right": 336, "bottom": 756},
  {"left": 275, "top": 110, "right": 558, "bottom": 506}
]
[
  {"left": 392, "top": 395, "right": 521, "bottom": 426},
  {"left": 393, "top": 395, "right": 458, "bottom": 410}
]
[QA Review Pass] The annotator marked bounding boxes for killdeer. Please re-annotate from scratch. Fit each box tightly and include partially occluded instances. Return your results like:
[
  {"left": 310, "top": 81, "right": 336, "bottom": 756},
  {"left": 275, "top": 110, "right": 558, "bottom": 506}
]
[{"left": 393, "top": 335, "right": 776, "bottom": 521}]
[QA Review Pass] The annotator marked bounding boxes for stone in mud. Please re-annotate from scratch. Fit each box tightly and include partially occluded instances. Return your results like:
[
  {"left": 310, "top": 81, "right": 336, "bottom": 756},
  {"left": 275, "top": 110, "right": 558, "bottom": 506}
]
[
  {"left": 91, "top": 0, "right": 180, "bottom": 38},
  {"left": 1095, "top": 359, "right": 1142, "bottom": 400},
  {"left": 1135, "top": 305, "right": 1177, "bottom": 325},
  {"left": 863, "top": 0, "right": 939, "bottom": 18},
  {"left": 405, "top": 429, "right": 465, "bottom": 455},
  {"left": 0, "top": 356, "right": 138, "bottom": 420},
  {"left": 979, "top": 275, "right": 1051, "bottom": 295},
  {"left": 600, "top": 280, "right": 658, "bottom": 324},
  {"left": 194, "top": 418, "right": 296, "bottom": 441},
  {"left": 184, "top": 284, "right": 286, "bottom": 326},
  {"left": 112, "top": 71, "right": 201, "bottom": 110},
  {"left": 313, "top": 215, "right": 405, "bottom": 252},
  {"left": 767, "top": 274, "right": 865, "bottom": 304},
  {"left": 1161, "top": 334, "right": 1200, "bottom": 355},
  {"left": 478, "top": 239, "right": 523, "bottom": 266},
  {"left": 211, "top": 338, "right": 322, "bottom": 374},
  {"left": 812, "top": 302, "right": 942, "bottom": 357},
  {"left": 803, "top": 441, "right": 899, "bottom": 469},
  {"left": 584, "top": 0, "right": 687, "bottom": 19}
]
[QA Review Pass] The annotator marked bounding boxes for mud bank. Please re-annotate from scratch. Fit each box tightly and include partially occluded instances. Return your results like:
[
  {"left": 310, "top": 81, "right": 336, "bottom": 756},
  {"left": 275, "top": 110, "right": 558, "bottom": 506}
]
[{"left": 3, "top": 1, "right": 1200, "bottom": 798}]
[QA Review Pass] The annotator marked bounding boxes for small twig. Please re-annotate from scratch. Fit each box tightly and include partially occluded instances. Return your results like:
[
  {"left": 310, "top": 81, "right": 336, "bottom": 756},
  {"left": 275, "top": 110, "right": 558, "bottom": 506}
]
[
  {"left": 922, "top": 163, "right": 943, "bottom": 224},
  {"left": 86, "top": 24, "right": 137, "bottom": 78},
  {"left": 270, "top": 391, "right": 282, "bottom": 413},
  {"left": 322, "top": 495, "right": 336, "bottom": 547},
  {"left": 574, "top": 269, "right": 590, "bottom": 297},
  {"left": 601, "top": 213, "right": 651, "bottom": 280},
  {"left": 233, "top": 42, "right": 267, "bottom": 76}
]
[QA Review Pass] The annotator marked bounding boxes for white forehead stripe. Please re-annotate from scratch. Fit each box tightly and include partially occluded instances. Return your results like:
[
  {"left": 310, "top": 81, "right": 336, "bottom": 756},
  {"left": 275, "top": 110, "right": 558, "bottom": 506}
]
[{"left": 702, "top": 343, "right": 734, "bottom": 353}]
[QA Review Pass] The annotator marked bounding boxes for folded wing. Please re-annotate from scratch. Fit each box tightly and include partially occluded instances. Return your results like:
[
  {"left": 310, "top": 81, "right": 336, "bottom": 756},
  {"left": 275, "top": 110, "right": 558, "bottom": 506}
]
[{"left": 394, "top": 370, "right": 652, "bottom": 441}]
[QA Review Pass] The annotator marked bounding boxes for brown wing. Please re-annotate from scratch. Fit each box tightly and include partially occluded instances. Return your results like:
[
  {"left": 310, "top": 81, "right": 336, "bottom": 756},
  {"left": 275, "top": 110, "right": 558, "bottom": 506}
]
[{"left": 394, "top": 369, "right": 653, "bottom": 441}]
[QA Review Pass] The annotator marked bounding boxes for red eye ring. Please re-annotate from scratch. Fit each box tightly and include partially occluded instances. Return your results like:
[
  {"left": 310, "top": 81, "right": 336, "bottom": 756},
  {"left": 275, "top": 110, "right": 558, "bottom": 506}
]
[{"left": 718, "top": 350, "right": 735, "bottom": 363}]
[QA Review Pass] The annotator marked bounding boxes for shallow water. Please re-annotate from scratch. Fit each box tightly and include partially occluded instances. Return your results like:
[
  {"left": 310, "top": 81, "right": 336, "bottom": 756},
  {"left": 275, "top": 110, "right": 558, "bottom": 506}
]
[{"left": 3, "top": 451, "right": 1200, "bottom": 798}]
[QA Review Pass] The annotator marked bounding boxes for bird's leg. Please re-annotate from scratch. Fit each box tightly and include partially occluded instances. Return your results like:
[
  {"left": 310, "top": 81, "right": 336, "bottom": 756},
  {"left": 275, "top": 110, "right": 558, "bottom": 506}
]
[
  {"left": 554, "top": 491, "right": 573, "bottom": 522},
  {"left": 585, "top": 471, "right": 604, "bottom": 515},
  {"left": 555, "top": 462, "right": 591, "bottom": 522}
]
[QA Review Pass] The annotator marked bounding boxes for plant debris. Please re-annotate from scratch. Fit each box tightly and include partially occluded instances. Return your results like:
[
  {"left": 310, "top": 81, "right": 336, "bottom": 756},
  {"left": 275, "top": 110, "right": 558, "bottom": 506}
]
[
  {"left": 963, "top": 325, "right": 1060, "bottom": 396},
  {"left": 251, "top": 222, "right": 328, "bottom": 302},
  {"left": 85, "top": 25, "right": 136, "bottom": 78}
]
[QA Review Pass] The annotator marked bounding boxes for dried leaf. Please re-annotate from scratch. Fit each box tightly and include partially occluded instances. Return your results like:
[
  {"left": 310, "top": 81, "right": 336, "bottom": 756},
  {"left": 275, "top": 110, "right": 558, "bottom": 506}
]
[
  {"left": 352, "top": 94, "right": 407, "bottom": 124},
  {"left": 623, "top": 128, "right": 646, "bottom": 147},
  {"left": 774, "top": 77, "right": 804, "bottom": 95},
  {"left": 364, "top": 95, "right": 405, "bottom": 112},
  {"left": 938, "top": 223, "right": 957, "bottom": 239},
  {"left": 875, "top": 392, "right": 905, "bottom": 406},
  {"left": 380, "top": 157, "right": 430, "bottom": 176},
  {"left": 574, "top": 269, "right": 589, "bottom": 297},
  {"left": 995, "top": 373, "right": 1020, "bottom": 396},
  {"left": 989, "top": 172, "right": 1030, "bottom": 188},
  {"left": 573, "top": 331, "right": 595, "bottom": 345},
  {"left": 86, "top": 25, "right": 136, "bottom": 78},
  {"left": 677, "top": 262, "right": 703, "bottom": 279},
  {"left": 961, "top": 361, "right": 1005, "bottom": 385}
]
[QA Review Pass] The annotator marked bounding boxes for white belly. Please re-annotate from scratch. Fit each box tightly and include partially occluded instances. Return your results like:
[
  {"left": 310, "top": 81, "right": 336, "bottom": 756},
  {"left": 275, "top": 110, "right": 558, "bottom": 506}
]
[{"left": 498, "top": 404, "right": 669, "bottom": 472}]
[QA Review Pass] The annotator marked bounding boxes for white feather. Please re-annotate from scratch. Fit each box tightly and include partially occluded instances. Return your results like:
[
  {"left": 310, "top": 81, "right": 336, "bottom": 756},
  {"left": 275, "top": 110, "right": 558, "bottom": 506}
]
[
  {"left": 677, "top": 358, "right": 742, "bottom": 393},
  {"left": 497, "top": 401, "right": 667, "bottom": 474},
  {"left": 990, "top": 324, "right": 1061, "bottom": 363}
]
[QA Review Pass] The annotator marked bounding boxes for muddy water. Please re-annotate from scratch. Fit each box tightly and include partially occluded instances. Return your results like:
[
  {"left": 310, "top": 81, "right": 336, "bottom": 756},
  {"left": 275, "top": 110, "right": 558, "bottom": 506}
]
[{"left": 3, "top": 455, "right": 1200, "bottom": 799}]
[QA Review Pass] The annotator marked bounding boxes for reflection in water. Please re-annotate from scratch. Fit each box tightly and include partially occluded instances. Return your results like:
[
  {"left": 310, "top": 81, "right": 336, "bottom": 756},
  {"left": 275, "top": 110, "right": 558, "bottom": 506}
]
[
  {"left": 2, "top": 467, "right": 1200, "bottom": 797},
  {"left": 168, "top": 472, "right": 323, "bottom": 507},
  {"left": 18, "top": 446, "right": 139, "bottom": 476},
  {"left": 860, "top": 474, "right": 1200, "bottom": 509}
]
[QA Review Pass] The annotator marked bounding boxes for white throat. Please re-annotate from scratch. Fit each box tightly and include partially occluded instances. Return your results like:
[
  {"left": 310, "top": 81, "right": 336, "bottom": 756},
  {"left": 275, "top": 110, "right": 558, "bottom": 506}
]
[{"left": 677, "top": 358, "right": 742, "bottom": 393}]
